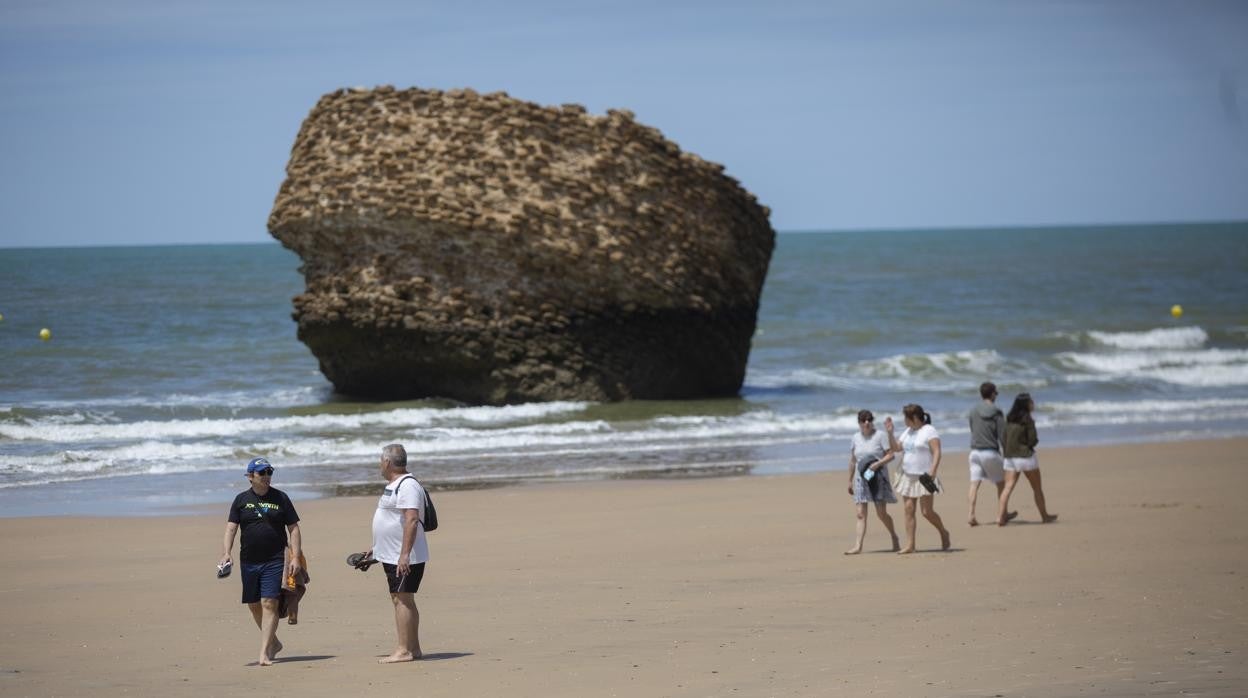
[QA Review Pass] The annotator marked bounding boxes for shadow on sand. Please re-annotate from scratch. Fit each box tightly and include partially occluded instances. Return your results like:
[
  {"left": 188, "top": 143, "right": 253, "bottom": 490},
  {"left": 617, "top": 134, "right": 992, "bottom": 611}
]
[{"left": 372, "top": 652, "right": 473, "bottom": 662}]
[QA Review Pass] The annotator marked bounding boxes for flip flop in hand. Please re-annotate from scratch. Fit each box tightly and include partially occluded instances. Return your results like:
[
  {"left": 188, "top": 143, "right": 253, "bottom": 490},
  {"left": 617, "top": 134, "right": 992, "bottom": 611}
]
[{"left": 346, "top": 551, "right": 378, "bottom": 571}]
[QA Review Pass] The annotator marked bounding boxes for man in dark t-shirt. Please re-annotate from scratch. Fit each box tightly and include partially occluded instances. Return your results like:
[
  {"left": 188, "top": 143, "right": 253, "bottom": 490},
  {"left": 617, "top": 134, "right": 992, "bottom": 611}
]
[{"left": 219, "top": 457, "right": 302, "bottom": 666}]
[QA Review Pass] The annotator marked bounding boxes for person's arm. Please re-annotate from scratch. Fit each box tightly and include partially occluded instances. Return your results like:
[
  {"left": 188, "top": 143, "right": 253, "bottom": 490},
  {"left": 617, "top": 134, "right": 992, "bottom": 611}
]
[
  {"left": 1028, "top": 420, "right": 1039, "bottom": 449},
  {"left": 871, "top": 434, "right": 895, "bottom": 470},
  {"left": 286, "top": 523, "right": 302, "bottom": 576},
  {"left": 995, "top": 412, "right": 1006, "bottom": 452},
  {"left": 884, "top": 417, "right": 899, "bottom": 456},
  {"left": 928, "top": 436, "right": 942, "bottom": 477},
  {"left": 848, "top": 444, "right": 857, "bottom": 494},
  {"left": 397, "top": 508, "right": 419, "bottom": 576},
  {"left": 220, "top": 522, "right": 238, "bottom": 566},
  {"left": 281, "top": 493, "right": 303, "bottom": 575}
]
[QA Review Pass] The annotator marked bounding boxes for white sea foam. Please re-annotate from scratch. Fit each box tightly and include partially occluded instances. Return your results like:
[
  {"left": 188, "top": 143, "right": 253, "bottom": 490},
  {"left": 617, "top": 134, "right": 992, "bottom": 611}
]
[
  {"left": 447, "top": 401, "right": 591, "bottom": 423},
  {"left": 1042, "top": 397, "right": 1248, "bottom": 426},
  {"left": 747, "top": 349, "right": 1032, "bottom": 393},
  {"left": 1085, "top": 326, "right": 1208, "bottom": 350},
  {"left": 853, "top": 349, "right": 1008, "bottom": 378},
  {"left": 6, "top": 386, "right": 1247, "bottom": 491},
  {"left": 0, "top": 401, "right": 592, "bottom": 443},
  {"left": 0, "top": 386, "right": 328, "bottom": 412},
  {"left": 1056, "top": 348, "right": 1248, "bottom": 387},
  {"left": 1048, "top": 397, "right": 1248, "bottom": 415},
  {"left": 393, "top": 411, "right": 854, "bottom": 456},
  {"left": 0, "top": 409, "right": 854, "bottom": 486}
]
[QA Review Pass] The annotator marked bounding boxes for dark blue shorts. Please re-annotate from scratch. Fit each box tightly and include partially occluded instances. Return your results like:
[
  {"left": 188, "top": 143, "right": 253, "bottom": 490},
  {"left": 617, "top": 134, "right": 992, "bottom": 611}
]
[{"left": 240, "top": 558, "right": 284, "bottom": 604}]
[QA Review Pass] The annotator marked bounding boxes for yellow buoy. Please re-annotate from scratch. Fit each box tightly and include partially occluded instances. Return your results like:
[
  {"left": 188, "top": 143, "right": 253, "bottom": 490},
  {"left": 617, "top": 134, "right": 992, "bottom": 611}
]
[
  {"left": 39, "top": 328, "right": 51, "bottom": 341},
  {"left": 1170, "top": 304, "right": 1183, "bottom": 319}
]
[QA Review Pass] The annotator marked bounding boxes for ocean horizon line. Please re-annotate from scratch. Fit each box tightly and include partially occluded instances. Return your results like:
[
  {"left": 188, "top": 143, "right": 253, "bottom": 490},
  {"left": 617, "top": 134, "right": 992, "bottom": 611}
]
[{"left": 2, "top": 218, "right": 1245, "bottom": 251}]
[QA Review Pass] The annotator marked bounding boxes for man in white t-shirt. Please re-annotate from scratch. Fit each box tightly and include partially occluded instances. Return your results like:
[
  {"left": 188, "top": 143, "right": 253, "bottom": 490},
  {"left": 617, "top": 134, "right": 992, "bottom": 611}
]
[{"left": 367, "top": 443, "right": 430, "bottom": 663}]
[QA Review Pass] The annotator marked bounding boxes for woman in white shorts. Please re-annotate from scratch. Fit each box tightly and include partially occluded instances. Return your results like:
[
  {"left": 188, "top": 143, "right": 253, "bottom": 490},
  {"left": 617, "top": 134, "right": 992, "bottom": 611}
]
[
  {"left": 997, "top": 393, "right": 1057, "bottom": 525},
  {"left": 885, "top": 404, "right": 951, "bottom": 554}
]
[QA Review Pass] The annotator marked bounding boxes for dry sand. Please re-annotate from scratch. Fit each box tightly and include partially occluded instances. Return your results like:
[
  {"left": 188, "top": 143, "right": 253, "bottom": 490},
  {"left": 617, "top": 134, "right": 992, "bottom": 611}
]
[{"left": 1, "top": 439, "right": 1245, "bottom": 697}]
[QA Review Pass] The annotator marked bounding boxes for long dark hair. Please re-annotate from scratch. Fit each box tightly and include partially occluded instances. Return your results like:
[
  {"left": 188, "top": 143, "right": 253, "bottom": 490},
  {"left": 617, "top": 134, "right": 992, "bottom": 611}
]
[
  {"left": 902, "top": 404, "right": 931, "bottom": 426},
  {"left": 1006, "top": 393, "right": 1033, "bottom": 424}
]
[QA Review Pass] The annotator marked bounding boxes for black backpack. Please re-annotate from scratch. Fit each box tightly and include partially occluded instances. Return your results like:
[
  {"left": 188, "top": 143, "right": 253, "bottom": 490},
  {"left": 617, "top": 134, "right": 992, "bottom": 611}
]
[{"left": 395, "top": 476, "right": 439, "bottom": 532}]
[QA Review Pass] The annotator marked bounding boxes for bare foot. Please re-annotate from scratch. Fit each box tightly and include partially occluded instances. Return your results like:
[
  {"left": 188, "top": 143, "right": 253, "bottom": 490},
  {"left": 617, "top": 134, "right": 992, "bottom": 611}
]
[
  {"left": 890, "top": 535, "right": 901, "bottom": 552},
  {"left": 940, "top": 529, "right": 951, "bottom": 551},
  {"left": 897, "top": 547, "right": 915, "bottom": 555},
  {"left": 1042, "top": 513, "right": 1058, "bottom": 523},
  {"left": 270, "top": 639, "right": 283, "bottom": 658},
  {"left": 257, "top": 656, "right": 273, "bottom": 667},
  {"left": 379, "top": 651, "right": 418, "bottom": 664},
  {"left": 1006, "top": 511, "right": 1019, "bottom": 522},
  {"left": 843, "top": 547, "right": 862, "bottom": 555},
  {"left": 968, "top": 517, "right": 979, "bottom": 527}
]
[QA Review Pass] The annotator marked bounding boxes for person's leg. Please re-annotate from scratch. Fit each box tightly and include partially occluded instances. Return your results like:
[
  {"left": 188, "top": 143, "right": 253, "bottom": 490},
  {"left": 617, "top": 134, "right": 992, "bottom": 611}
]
[
  {"left": 919, "top": 495, "right": 951, "bottom": 550},
  {"left": 899, "top": 497, "right": 917, "bottom": 554},
  {"left": 967, "top": 453, "right": 984, "bottom": 525},
  {"left": 253, "top": 559, "right": 284, "bottom": 665},
  {"left": 845, "top": 503, "right": 869, "bottom": 554},
  {"left": 874, "top": 501, "right": 900, "bottom": 550},
  {"left": 997, "top": 470, "right": 1020, "bottom": 525},
  {"left": 1023, "top": 468, "right": 1057, "bottom": 522},
  {"left": 992, "top": 480, "right": 1019, "bottom": 522},
  {"left": 241, "top": 563, "right": 281, "bottom": 665},
  {"left": 257, "top": 597, "right": 280, "bottom": 666},
  {"left": 381, "top": 592, "right": 422, "bottom": 663}
]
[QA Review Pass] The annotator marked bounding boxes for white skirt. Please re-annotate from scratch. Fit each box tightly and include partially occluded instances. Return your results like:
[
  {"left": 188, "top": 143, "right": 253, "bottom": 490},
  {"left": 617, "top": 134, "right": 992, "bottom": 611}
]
[{"left": 893, "top": 472, "right": 943, "bottom": 498}]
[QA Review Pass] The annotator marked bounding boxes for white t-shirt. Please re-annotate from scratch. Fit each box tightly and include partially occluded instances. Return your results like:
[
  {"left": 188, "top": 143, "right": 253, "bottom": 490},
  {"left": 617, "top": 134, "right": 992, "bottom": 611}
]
[
  {"left": 850, "top": 430, "right": 889, "bottom": 464},
  {"left": 371, "top": 474, "right": 430, "bottom": 565},
  {"left": 899, "top": 424, "right": 940, "bottom": 475}
]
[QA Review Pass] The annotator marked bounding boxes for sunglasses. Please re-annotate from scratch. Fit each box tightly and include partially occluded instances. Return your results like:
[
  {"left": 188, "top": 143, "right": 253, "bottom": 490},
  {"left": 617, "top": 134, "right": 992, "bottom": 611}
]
[{"left": 253, "top": 468, "right": 274, "bottom": 477}]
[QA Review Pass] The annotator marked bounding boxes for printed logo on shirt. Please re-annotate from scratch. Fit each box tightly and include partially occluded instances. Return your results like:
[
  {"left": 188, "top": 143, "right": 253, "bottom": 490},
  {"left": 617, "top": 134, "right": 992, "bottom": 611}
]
[{"left": 243, "top": 501, "right": 281, "bottom": 518}]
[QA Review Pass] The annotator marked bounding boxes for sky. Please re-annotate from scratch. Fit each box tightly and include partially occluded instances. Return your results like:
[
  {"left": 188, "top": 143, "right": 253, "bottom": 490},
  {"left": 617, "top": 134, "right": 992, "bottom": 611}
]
[{"left": 1, "top": 0, "right": 1246, "bottom": 247}]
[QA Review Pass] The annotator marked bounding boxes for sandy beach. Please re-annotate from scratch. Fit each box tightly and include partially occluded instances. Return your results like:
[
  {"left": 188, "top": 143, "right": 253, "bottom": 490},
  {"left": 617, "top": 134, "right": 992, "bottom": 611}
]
[{"left": 1, "top": 438, "right": 1245, "bottom": 697}]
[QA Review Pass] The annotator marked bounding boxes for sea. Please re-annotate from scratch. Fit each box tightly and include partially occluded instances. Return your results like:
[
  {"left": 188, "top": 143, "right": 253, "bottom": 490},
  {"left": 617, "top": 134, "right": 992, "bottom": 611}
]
[{"left": 2, "top": 223, "right": 1246, "bottom": 516}]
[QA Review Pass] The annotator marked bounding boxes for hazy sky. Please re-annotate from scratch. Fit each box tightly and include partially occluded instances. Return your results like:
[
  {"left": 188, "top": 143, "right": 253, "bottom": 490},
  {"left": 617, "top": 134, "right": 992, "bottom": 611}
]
[{"left": 1, "top": 0, "right": 1246, "bottom": 247}]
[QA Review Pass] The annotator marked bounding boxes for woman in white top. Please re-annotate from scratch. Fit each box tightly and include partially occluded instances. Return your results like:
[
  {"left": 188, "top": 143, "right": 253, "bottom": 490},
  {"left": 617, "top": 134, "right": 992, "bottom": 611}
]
[
  {"left": 885, "top": 404, "right": 952, "bottom": 554},
  {"left": 844, "top": 409, "right": 900, "bottom": 555}
]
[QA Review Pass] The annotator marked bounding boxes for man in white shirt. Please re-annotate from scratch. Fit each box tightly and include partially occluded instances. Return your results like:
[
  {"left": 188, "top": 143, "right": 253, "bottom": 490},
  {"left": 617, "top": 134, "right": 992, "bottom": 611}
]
[{"left": 367, "top": 443, "right": 430, "bottom": 663}]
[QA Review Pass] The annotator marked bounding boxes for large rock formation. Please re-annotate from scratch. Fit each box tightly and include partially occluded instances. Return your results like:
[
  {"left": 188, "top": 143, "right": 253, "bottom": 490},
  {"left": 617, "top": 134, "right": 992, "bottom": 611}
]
[{"left": 268, "top": 86, "right": 775, "bottom": 404}]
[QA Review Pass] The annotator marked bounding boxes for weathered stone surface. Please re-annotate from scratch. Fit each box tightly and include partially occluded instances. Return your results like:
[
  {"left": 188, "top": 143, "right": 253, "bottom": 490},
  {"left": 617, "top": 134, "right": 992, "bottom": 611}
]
[{"left": 268, "top": 86, "right": 775, "bottom": 404}]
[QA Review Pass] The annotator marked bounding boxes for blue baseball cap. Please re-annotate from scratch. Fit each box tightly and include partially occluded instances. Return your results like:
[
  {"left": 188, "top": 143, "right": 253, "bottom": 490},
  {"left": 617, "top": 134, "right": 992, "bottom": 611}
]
[{"left": 246, "top": 457, "right": 274, "bottom": 474}]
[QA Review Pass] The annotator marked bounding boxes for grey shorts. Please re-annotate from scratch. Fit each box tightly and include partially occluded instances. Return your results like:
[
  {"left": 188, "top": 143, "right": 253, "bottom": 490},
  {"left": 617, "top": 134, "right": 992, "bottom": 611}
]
[{"left": 969, "top": 449, "right": 1005, "bottom": 483}]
